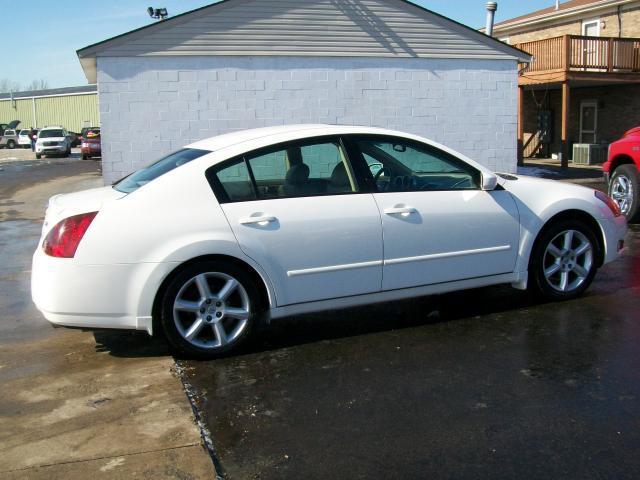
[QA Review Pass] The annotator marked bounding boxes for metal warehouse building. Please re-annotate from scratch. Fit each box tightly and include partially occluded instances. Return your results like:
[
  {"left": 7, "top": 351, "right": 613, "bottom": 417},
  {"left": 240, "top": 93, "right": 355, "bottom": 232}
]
[
  {"left": 77, "top": 0, "right": 530, "bottom": 184},
  {"left": 0, "top": 85, "right": 99, "bottom": 133}
]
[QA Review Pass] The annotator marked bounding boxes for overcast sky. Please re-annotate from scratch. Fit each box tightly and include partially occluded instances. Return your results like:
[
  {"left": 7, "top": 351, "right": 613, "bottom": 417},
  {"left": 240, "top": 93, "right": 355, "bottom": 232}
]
[{"left": 4, "top": 0, "right": 555, "bottom": 89}]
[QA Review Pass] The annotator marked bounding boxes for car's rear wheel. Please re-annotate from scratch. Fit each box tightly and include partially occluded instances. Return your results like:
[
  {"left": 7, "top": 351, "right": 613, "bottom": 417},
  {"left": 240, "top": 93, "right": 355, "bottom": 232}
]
[
  {"left": 530, "top": 219, "right": 598, "bottom": 301},
  {"left": 7, "top": 140, "right": 15, "bottom": 149},
  {"left": 609, "top": 164, "right": 639, "bottom": 222},
  {"left": 35, "top": 153, "right": 41, "bottom": 159},
  {"left": 160, "top": 261, "right": 260, "bottom": 359}
]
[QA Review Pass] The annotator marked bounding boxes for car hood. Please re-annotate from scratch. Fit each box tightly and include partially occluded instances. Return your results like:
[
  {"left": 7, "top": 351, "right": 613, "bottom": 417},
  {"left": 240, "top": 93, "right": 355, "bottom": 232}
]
[
  {"left": 38, "top": 136, "right": 66, "bottom": 142},
  {"left": 42, "top": 186, "right": 126, "bottom": 235},
  {"left": 495, "top": 172, "right": 601, "bottom": 217}
]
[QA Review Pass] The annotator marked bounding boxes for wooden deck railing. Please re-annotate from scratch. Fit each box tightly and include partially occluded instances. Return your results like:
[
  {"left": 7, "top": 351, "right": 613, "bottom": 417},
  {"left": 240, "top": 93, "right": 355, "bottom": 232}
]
[{"left": 516, "top": 35, "right": 640, "bottom": 74}]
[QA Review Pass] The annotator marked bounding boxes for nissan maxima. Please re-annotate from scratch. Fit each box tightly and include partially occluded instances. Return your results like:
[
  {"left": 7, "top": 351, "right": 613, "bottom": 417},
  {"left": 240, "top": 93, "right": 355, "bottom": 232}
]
[{"left": 32, "top": 125, "right": 627, "bottom": 358}]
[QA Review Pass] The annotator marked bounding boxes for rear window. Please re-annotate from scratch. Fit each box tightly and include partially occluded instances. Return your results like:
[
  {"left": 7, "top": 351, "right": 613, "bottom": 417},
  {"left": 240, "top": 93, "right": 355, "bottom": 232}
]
[
  {"left": 39, "top": 129, "right": 64, "bottom": 138},
  {"left": 113, "top": 148, "right": 210, "bottom": 194},
  {"left": 19, "top": 130, "right": 29, "bottom": 135}
]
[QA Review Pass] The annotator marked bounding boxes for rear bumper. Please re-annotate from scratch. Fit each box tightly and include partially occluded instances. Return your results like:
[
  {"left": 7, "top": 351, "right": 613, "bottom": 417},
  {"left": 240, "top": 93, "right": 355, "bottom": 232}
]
[
  {"left": 81, "top": 146, "right": 101, "bottom": 155},
  {"left": 31, "top": 249, "right": 173, "bottom": 335}
]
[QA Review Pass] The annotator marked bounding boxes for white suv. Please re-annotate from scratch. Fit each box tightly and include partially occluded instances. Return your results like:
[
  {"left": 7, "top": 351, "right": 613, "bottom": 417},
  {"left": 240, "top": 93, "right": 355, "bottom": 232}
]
[{"left": 36, "top": 126, "right": 71, "bottom": 158}]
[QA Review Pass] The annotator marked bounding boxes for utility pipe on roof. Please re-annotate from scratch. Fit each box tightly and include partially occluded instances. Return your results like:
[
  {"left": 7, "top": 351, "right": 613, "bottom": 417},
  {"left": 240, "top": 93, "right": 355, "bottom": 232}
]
[{"left": 486, "top": 2, "right": 498, "bottom": 36}]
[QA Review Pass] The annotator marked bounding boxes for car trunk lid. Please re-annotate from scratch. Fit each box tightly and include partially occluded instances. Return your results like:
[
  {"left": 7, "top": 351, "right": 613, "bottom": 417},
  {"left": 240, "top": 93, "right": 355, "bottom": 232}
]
[{"left": 42, "top": 186, "right": 125, "bottom": 237}]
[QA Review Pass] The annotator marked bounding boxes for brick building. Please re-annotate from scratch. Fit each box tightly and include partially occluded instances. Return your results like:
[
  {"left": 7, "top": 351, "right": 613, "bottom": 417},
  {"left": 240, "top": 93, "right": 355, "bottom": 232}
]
[
  {"left": 490, "top": 0, "right": 640, "bottom": 166},
  {"left": 77, "top": 0, "right": 529, "bottom": 184}
]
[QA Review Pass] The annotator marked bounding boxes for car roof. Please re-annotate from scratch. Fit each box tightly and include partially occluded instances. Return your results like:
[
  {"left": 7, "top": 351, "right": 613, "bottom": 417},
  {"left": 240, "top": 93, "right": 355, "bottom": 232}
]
[
  {"left": 185, "top": 124, "right": 493, "bottom": 176},
  {"left": 186, "top": 124, "right": 435, "bottom": 152}
]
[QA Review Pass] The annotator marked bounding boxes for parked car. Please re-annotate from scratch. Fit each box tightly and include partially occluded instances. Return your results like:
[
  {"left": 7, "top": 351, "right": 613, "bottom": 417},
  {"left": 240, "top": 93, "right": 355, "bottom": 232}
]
[
  {"left": 0, "top": 129, "right": 19, "bottom": 148},
  {"left": 603, "top": 126, "right": 640, "bottom": 223},
  {"left": 80, "top": 127, "right": 101, "bottom": 159},
  {"left": 35, "top": 126, "right": 71, "bottom": 158},
  {"left": 18, "top": 129, "right": 32, "bottom": 148},
  {"left": 31, "top": 125, "right": 627, "bottom": 359},
  {"left": 0, "top": 120, "right": 20, "bottom": 136}
]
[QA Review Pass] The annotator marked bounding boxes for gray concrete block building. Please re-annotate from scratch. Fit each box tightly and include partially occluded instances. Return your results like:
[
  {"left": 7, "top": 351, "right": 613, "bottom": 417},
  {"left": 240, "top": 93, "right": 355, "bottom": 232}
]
[{"left": 77, "top": 0, "right": 530, "bottom": 184}]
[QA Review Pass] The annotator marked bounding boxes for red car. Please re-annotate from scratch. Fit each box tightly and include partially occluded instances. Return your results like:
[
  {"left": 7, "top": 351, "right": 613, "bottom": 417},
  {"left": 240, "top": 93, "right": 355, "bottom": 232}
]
[
  {"left": 80, "top": 127, "right": 101, "bottom": 160},
  {"left": 603, "top": 126, "right": 640, "bottom": 222}
]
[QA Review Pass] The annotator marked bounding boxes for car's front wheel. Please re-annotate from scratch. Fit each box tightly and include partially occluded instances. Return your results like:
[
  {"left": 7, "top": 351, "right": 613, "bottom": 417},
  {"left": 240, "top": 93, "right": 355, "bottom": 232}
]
[
  {"left": 160, "top": 261, "right": 260, "bottom": 359},
  {"left": 609, "top": 164, "right": 639, "bottom": 222},
  {"left": 530, "top": 220, "right": 598, "bottom": 301}
]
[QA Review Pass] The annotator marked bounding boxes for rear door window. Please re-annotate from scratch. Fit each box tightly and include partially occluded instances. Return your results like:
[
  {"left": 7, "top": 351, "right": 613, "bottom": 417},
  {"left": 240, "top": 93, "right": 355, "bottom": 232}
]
[{"left": 208, "top": 137, "right": 359, "bottom": 203}]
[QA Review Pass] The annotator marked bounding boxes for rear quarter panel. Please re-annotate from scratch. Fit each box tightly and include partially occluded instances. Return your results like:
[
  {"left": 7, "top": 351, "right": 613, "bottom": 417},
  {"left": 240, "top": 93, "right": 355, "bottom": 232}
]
[{"left": 74, "top": 163, "right": 278, "bottom": 315}]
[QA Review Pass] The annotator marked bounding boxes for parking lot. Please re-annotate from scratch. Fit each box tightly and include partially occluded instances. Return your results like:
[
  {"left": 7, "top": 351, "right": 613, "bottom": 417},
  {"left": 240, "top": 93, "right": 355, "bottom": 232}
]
[
  {"left": 182, "top": 223, "right": 640, "bottom": 479},
  {"left": 1, "top": 150, "right": 639, "bottom": 479}
]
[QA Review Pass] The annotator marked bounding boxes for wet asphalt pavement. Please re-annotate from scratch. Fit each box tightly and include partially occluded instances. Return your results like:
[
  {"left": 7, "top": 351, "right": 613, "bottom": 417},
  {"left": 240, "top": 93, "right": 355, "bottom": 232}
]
[
  {"left": 184, "top": 224, "right": 640, "bottom": 479},
  {"left": 0, "top": 155, "right": 101, "bottom": 344}
]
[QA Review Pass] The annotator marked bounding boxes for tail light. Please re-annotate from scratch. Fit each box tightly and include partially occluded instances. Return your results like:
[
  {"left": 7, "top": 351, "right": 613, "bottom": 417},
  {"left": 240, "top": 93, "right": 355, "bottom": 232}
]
[
  {"left": 43, "top": 212, "right": 98, "bottom": 258},
  {"left": 594, "top": 190, "right": 622, "bottom": 217}
]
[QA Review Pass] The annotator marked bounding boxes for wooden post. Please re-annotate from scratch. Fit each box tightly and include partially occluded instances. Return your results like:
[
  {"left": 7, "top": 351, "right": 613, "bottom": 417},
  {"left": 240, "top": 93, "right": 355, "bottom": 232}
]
[
  {"left": 607, "top": 37, "right": 614, "bottom": 71},
  {"left": 564, "top": 35, "right": 572, "bottom": 70},
  {"left": 561, "top": 81, "right": 570, "bottom": 169},
  {"left": 517, "top": 86, "right": 524, "bottom": 166}
]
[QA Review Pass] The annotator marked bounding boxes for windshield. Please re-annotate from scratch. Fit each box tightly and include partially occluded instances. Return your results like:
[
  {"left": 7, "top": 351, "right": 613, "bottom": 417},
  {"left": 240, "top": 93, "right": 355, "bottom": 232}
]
[
  {"left": 19, "top": 130, "right": 29, "bottom": 135},
  {"left": 39, "top": 129, "right": 64, "bottom": 138},
  {"left": 113, "top": 148, "right": 210, "bottom": 194}
]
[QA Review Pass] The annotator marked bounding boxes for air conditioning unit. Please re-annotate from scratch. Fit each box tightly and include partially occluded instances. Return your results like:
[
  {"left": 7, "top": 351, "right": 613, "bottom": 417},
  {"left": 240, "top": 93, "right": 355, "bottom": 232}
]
[{"left": 572, "top": 143, "right": 608, "bottom": 165}]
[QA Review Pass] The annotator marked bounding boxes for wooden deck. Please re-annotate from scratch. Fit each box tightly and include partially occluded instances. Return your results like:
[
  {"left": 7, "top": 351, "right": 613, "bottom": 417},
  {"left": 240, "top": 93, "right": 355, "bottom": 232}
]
[{"left": 516, "top": 35, "right": 640, "bottom": 86}]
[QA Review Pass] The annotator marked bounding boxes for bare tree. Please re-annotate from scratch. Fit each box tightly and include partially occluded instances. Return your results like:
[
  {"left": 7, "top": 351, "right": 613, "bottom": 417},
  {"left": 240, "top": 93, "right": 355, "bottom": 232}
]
[
  {"left": 25, "top": 79, "right": 49, "bottom": 91},
  {"left": 0, "top": 79, "right": 21, "bottom": 93}
]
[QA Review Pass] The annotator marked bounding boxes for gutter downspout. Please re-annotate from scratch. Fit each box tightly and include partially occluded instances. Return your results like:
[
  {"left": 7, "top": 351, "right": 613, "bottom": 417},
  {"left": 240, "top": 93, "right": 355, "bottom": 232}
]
[{"left": 617, "top": 5, "right": 622, "bottom": 36}]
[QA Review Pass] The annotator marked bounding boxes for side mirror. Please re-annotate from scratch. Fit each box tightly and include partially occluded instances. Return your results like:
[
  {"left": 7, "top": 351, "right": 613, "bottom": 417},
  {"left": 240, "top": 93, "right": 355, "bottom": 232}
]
[{"left": 481, "top": 173, "right": 498, "bottom": 191}]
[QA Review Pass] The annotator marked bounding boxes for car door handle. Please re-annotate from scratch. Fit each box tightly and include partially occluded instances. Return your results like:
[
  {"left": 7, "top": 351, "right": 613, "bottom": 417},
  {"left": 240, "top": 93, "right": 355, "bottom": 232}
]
[
  {"left": 239, "top": 215, "right": 277, "bottom": 225},
  {"left": 384, "top": 206, "right": 417, "bottom": 215}
]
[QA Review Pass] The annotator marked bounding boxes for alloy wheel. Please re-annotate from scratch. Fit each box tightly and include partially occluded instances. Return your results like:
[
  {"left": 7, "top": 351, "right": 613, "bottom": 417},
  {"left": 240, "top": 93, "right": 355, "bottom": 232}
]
[
  {"left": 542, "top": 229, "right": 593, "bottom": 293},
  {"left": 173, "top": 272, "right": 250, "bottom": 349},
  {"left": 610, "top": 174, "right": 634, "bottom": 215}
]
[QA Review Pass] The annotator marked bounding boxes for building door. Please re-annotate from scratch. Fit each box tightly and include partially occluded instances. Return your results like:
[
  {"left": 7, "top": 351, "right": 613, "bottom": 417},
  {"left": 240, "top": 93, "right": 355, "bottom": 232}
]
[
  {"left": 581, "top": 19, "right": 601, "bottom": 69},
  {"left": 579, "top": 101, "right": 598, "bottom": 144}
]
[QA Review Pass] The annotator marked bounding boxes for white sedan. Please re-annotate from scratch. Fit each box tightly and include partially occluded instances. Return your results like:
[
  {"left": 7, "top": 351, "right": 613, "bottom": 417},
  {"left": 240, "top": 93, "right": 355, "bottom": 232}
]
[{"left": 32, "top": 125, "right": 627, "bottom": 358}]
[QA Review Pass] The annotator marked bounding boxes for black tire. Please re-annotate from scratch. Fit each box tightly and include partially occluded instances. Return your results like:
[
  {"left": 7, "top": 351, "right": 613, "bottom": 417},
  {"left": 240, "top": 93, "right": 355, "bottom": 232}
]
[
  {"left": 609, "top": 164, "right": 639, "bottom": 223},
  {"left": 529, "top": 219, "right": 599, "bottom": 301},
  {"left": 160, "top": 260, "right": 261, "bottom": 359},
  {"left": 35, "top": 153, "right": 42, "bottom": 159},
  {"left": 82, "top": 154, "right": 88, "bottom": 160},
  {"left": 7, "top": 140, "right": 15, "bottom": 149}
]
